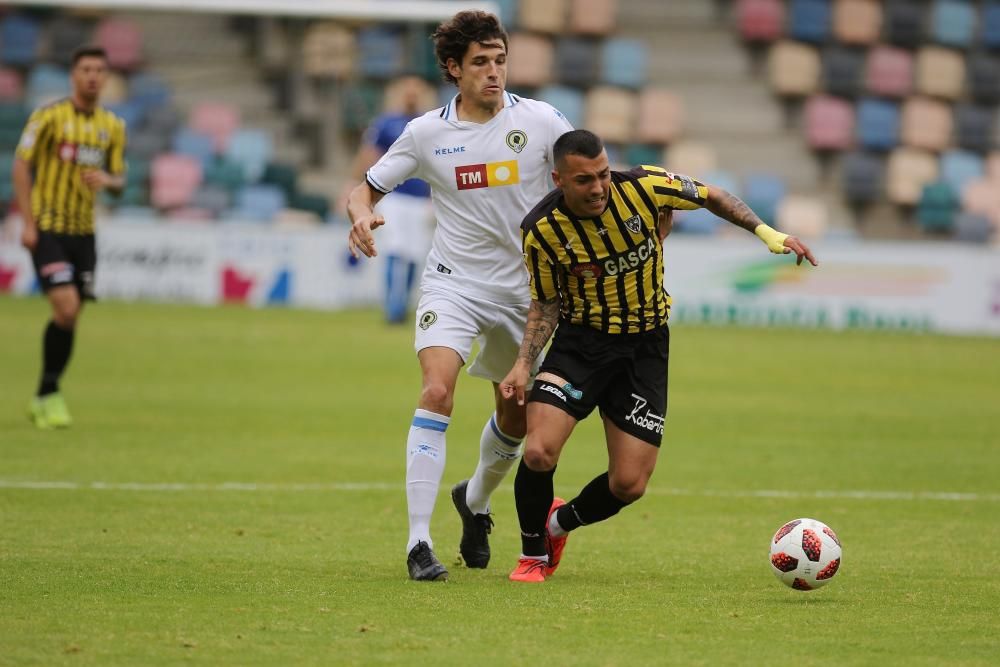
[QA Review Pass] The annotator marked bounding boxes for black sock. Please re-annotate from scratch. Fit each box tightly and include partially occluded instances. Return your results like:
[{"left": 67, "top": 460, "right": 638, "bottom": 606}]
[
  {"left": 556, "top": 472, "right": 630, "bottom": 532},
  {"left": 38, "top": 320, "right": 75, "bottom": 397},
  {"left": 514, "top": 459, "right": 555, "bottom": 558}
]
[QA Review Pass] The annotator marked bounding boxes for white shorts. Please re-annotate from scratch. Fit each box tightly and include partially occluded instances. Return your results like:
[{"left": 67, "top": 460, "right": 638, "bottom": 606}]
[{"left": 413, "top": 287, "right": 539, "bottom": 383}]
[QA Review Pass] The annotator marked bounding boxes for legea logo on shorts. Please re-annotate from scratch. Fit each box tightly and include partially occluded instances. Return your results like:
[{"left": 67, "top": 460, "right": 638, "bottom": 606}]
[
  {"left": 626, "top": 393, "right": 664, "bottom": 435},
  {"left": 455, "top": 160, "right": 520, "bottom": 190}
]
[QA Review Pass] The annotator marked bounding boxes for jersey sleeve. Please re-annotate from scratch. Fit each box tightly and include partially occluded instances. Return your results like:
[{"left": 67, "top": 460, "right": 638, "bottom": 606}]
[
  {"left": 637, "top": 164, "right": 709, "bottom": 211},
  {"left": 523, "top": 228, "right": 559, "bottom": 302},
  {"left": 365, "top": 121, "right": 420, "bottom": 195},
  {"left": 544, "top": 103, "right": 575, "bottom": 167},
  {"left": 107, "top": 117, "right": 127, "bottom": 176},
  {"left": 15, "top": 107, "right": 53, "bottom": 164}
]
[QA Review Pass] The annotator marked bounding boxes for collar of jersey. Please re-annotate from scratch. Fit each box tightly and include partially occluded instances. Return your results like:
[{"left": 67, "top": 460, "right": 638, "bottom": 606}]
[{"left": 442, "top": 90, "right": 516, "bottom": 123}]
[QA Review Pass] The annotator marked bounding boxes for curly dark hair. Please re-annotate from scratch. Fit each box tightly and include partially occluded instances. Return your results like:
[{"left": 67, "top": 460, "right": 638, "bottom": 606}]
[{"left": 431, "top": 10, "right": 508, "bottom": 85}]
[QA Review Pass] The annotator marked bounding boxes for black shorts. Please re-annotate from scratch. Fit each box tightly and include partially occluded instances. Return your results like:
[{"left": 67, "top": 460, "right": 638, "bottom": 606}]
[
  {"left": 31, "top": 231, "right": 97, "bottom": 300},
  {"left": 529, "top": 321, "right": 669, "bottom": 446}
]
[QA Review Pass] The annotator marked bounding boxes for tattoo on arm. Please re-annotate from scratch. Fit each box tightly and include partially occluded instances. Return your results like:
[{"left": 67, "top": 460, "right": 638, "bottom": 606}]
[
  {"left": 706, "top": 187, "right": 764, "bottom": 233},
  {"left": 519, "top": 297, "right": 560, "bottom": 363}
]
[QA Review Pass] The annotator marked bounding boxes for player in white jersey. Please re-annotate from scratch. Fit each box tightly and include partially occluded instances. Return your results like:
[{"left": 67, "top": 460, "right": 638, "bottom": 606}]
[{"left": 347, "top": 10, "right": 573, "bottom": 581}]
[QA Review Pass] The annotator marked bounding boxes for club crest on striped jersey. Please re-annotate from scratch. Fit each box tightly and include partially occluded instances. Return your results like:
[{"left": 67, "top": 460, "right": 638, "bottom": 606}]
[
  {"left": 571, "top": 263, "right": 603, "bottom": 279},
  {"left": 623, "top": 214, "right": 642, "bottom": 234}
]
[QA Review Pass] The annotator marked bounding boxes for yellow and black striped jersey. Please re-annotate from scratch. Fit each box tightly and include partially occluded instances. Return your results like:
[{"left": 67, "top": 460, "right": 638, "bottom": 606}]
[
  {"left": 521, "top": 165, "right": 709, "bottom": 334},
  {"left": 16, "top": 98, "right": 126, "bottom": 235}
]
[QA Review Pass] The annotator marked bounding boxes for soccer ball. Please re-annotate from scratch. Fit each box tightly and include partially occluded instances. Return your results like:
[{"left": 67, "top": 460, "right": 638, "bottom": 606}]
[{"left": 769, "top": 518, "right": 842, "bottom": 590}]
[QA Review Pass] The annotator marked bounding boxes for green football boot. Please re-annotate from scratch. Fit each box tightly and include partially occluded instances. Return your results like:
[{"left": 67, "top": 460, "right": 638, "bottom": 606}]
[
  {"left": 40, "top": 393, "right": 73, "bottom": 429},
  {"left": 27, "top": 397, "right": 52, "bottom": 430}
]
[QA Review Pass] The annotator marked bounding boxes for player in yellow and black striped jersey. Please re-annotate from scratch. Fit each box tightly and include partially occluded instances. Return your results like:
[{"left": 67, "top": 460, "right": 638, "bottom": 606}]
[
  {"left": 13, "top": 45, "right": 127, "bottom": 430},
  {"left": 500, "top": 129, "right": 817, "bottom": 582}
]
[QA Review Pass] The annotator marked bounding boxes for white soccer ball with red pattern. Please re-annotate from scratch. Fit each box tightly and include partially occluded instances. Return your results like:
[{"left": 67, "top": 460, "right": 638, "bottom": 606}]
[{"left": 769, "top": 518, "right": 842, "bottom": 590}]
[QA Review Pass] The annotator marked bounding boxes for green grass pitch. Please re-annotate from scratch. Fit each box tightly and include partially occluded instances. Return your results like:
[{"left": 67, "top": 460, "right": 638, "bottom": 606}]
[{"left": 1, "top": 295, "right": 998, "bottom": 666}]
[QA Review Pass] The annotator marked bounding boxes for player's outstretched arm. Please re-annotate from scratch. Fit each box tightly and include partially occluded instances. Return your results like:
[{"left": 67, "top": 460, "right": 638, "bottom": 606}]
[
  {"left": 346, "top": 182, "right": 386, "bottom": 259},
  {"left": 501, "top": 296, "right": 561, "bottom": 406},
  {"left": 704, "top": 185, "right": 818, "bottom": 267}
]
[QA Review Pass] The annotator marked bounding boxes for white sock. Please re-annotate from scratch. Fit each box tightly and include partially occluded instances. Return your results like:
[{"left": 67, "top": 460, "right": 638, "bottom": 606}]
[
  {"left": 548, "top": 507, "right": 568, "bottom": 538},
  {"left": 406, "top": 408, "right": 449, "bottom": 554},
  {"left": 465, "top": 413, "right": 523, "bottom": 515}
]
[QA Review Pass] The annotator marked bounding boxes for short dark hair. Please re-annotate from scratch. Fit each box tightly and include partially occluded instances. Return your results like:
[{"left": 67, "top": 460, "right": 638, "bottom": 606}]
[
  {"left": 71, "top": 45, "right": 108, "bottom": 67},
  {"left": 553, "top": 129, "right": 605, "bottom": 165},
  {"left": 431, "top": 10, "right": 508, "bottom": 85}
]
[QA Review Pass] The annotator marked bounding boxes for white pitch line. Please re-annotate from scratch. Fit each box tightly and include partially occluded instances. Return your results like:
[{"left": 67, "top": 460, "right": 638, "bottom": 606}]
[{"left": 0, "top": 480, "right": 997, "bottom": 502}]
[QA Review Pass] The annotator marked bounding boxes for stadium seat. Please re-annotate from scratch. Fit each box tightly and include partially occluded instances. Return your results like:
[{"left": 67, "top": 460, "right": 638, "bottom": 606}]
[
  {"left": 841, "top": 150, "right": 884, "bottom": 205},
  {"left": 225, "top": 129, "right": 273, "bottom": 183},
  {"left": 537, "top": 85, "right": 584, "bottom": 128},
  {"left": 0, "top": 68, "right": 22, "bottom": 102},
  {"left": 865, "top": 45, "right": 913, "bottom": 98},
  {"left": 554, "top": 36, "right": 600, "bottom": 88},
  {"left": 953, "top": 104, "right": 994, "bottom": 153},
  {"left": 967, "top": 54, "right": 1000, "bottom": 104},
  {"left": 190, "top": 102, "right": 241, "bottom": 153},
  {"left": 48, "top": 15, "right": 94, "bottom": 66},
  {"left": 744, "top": 173, "right": 786, "bottom": 226},
  {"left": 302, "top": 22, "right": 355, "bottom": 79},
  {"left": 886, "top": 147, "right": 939, "bottom": 205},
  {"left": 985, "top": 1, "right": 1000, "bottom": 50},
  {"left": 915, "top": 47, "right": 965, "bottom": 100},
  {"left": 25, "top": 65, "right": 69, "bottom": 109},
  {"left": 624, "top": 144, "right": 662, "bottom": 168},
  {"left": 952, "top": 212, "right": 993, "bottom": 243},
  {"left": 569, "top": 0, "right": 617, "bottom": 36},
  {"left": 1, "top": 14, "right": 41, "bottom": 66},
  {"left": 104, "top": 101, "right": 143, "bottom": 130},
  {"left": 787, "top": 0, "right": 831, "bottom": 44},
  {"left": 0, "top": 151, "right": 15, "bottom": 202},
  {"left": 900, "top": 97, "right": 952, "bottom": 152},
  {"left": 600, "top": 39, "right": 647, "bottom": 90},
  {"left": 736, "top": 0, "right": 785, "bottom": 43},
  {"left": 822, "top": 46, "right": 866, "bottom": 97},
  {"left": 832, "top": 0, "right": 883, "bottom": 46},
  {"left": 95, "top": 18, "right": 143, "bottom": 71},
  {"left": 518, "top": 0, "right": 567, "bottom": 34},
  {"left": 987, "top": 152, "right": 1000, "bottom": 182},
  {"left": 232, "top": 184, "right": 287, "bottom": 223},
  {"left": 584, "top": 86, "right": 636, "bottom": 144},
  {"left": 204, "top": 158, "right": 246, "bottom": 192},
  {"left": 777, "top": 194, "right": 828, "bottom": 238},
  {"left": 172, "top": 127, "right": 215, "bottom": 169},
  {"left": 126, "top": 127, "right": 169, "bottom": 160},
  {"left": 883, "top": 0, "right": 924, "bottom": 48},
  {"left": 940, "top": 150, "right": 984, "bottom": 191},
  {"left": 262, "top": 162, "right": 298, "bottom": 200},
  {"left": 151, "top": 154, "right": 203, "bottom": 210},
  {"left": 290, "top": 192, "right": 330, "bottom": 221},
  {"left": 804, "top": 94, "right": 855, "bottom": 151},
  {"left": 929, "top": 0, "right": 976, "bottom": 49},
  {"left": 856, "top": 98, "right": 900, "bottom": 151},
  {"left": 357, "top": 26, "right": 404, "bottom": 80},
  {"left": 492, "top": 0, "right": 517, "bottom": 27},
  {"left": 129, "top": 73, "right": 172, "bottom": 115},
  {"left": 507, "top": 33, "right": 554, "bottom": 88},
  {"left": 191, "top": 185, "right": 231, "bottom": 217},
  {"left": 665, "top": 141, "right": 717, "bottom": 180},
  {"left": 635, "top": 88, "right": 683, "bottom": 145},
  {"left": 961, "top": 178, "right": 1000, "bottom": 219},
  {"left": 916, "top": 181, "right": 959, "bottom": 232},
  {"left": 768, "top": 41, "right": 821, "bottom": 97}
]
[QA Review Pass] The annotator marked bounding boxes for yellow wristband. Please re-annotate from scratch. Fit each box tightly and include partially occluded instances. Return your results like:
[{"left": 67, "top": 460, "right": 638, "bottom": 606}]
[{"left": 754, "top": 224, "right": 789, "bottom": 254}]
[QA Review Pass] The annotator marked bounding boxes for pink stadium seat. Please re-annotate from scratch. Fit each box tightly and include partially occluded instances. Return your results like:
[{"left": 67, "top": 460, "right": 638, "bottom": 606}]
[
  {"left": 95, "top": 18, "right": 143, "bottom": 71},
  {"left": 768, "top": 40, "right": 821, "bottom": 97},
  {"left": 736, "top": 0, "right": 785, "bottom": 42},
  {"left": 865, "top": 45, "right": 913, "bottom": 98},
  {"left": 507, "top": 33, "right": 554, "bottom": 88},
  {"left": 0, "top": 67, "right": 21, "bottom": 101},
  {"left": 901, "top": 97, "right": 953, "bottom": 152},
  {"left": 804, "top": 94, "right": 855, "bottom": 150},
  {"left": 635, "top": 88, "right": 683, "bottom": 144},
  {"left": 151, "top": 154, "right": 203, "bottom": 210},
  {"left": 584, "top": 86, "right": 637, "bottom": 144},
  {"left": 832, "top": 0, "right": 883, "bottom": 45},
  {"left": 190, "top": 102, "right": 241, "bottom": 153},
  {"left": 518, "top": 0, "right": 567, "bottom": 34},
  {"left": 886, "top": 147, "right": 939, "bottom": 205},
  {"left": 914, "top": 46, "right": 965, "bottom": 101},
  {"left": 569, "top": 0, "right": 617, "bottom": 36}
]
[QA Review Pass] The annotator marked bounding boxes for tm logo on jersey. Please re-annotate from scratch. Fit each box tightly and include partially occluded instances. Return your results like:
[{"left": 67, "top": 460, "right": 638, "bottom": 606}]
[{"left": 455, "top": 160, "right": 520, "bottom": 190}]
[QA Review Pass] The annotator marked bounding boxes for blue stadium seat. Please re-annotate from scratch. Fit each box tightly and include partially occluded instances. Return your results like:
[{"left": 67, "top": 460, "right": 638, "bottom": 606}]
[
  {"left": 225, "top": 129, "right": 273, "bottom": 183},
  {"left": 929, "top": 0, "right": 976, "bottom": 49},
  {"left": 940, "top": 150, "right": 984, "bottom": 191},
  {"left": 26, "top": 65, "right": 69, "bottom": 109},
  {"left": 788, "top": 0, "right": 831, "bottom": 44},
  {"left": 172, "top": 127, "right": 215, "bottom": 169},
  {"left": 743, "top": 173, "right": 786, "bottom": 226},
  {"left": 537, "top": 85, "right": 585, "bottom": 127},
  {"left": 493, "top": 0, "right": 518, "bottom": 28},
  {"left": 856, "top": 98, "right": 900, "bottom": 151},
  {"left": 1, "top": 14, "right": 41, "bottom": 66},
  {"left": 357, "top": 27, "right": 404, "bottom": 79},
  {"left": 600, "top": 38, "right": 647, "bottom": 89},
  {"left": 841, "top": 151, "right": 884, "bottom": 205},
  {"left": 985, "top": 2, "right": 1000, "bottom": 50},
  {"left": 555, "top": 37, "right": 600, "bottom": 88},
  {"left": 232, "top": 184, "right": 286, "bottom": 223},
  {"left": 105, "top": 100, "right": 144, "bottom": 130},
  {"left": 129, "top": 73, "right": 172, "bottom": 114},
  {"left": 624, "top": 144, "right": 662, "bottom": 168}
]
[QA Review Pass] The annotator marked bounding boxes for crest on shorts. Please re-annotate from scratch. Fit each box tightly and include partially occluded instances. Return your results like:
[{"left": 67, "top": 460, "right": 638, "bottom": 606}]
[
  {"left": 623, "top": 214, "right": 642, "bottom": 234},
  {"left": 419, "top": 311, "right": 438, "bottom": 330},
  {"left": 506, "top": 129, "right": 527, "bottom": 154}
]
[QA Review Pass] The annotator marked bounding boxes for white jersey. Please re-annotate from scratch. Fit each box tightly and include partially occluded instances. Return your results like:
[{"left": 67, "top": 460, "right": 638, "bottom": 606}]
[{"left": 366, "top": 92, "right": 573, "bottom": 304}]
